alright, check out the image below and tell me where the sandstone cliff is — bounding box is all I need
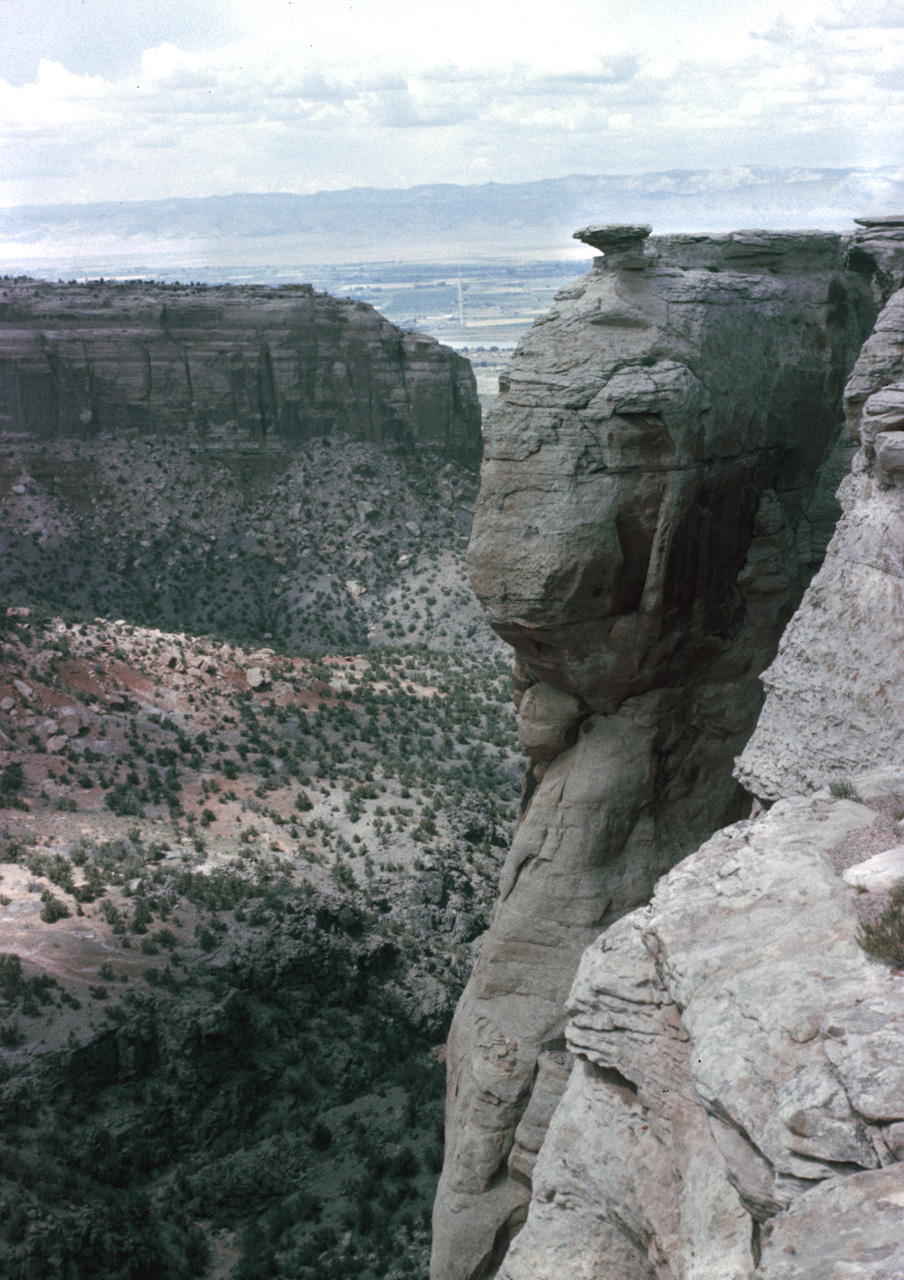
[433,226,877,1279]
[0,278,481,468]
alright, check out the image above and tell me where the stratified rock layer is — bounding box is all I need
[0,279,481,468]
[433,230,875,1279]
[738,256,904,801]
[500,778,904,1280]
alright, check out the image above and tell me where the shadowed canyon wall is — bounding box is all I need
[432,225,880,1280]
[739,226,904,801]
[0,279,481,468]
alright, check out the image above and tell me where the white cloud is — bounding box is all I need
[0,0,900,205]
[818,1,904,28]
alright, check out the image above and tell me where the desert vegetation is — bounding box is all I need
[0,602,519,1278]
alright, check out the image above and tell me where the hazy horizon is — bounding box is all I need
[3,164,903,283]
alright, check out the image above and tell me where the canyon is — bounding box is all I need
[0,280,497,1278]
[434,217,904,1278]
[3,213,904,1279]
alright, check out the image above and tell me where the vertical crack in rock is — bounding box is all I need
[432,227,876,1280]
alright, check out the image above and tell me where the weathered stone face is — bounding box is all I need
[433,229,876,1280]
[468,232,872,714]
[0,280,482,469]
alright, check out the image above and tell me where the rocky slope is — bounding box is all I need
[0,609,519,1278]
[0,279,492,660]
[433,226,881,1279]
[0,431,494,657]
[0,275,506,1279]
[0,279,481,468]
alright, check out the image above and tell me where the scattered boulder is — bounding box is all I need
[246,667,270,691]
[58,710,82,737]
[842,845,904,893]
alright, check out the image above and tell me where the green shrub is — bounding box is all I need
[40,889,71,923]
[0,762,25,795]
[859,880,904,968]
[311,1123,332,1152]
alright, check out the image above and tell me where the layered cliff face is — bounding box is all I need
[433,227,876,1279]
[0,278,481,468]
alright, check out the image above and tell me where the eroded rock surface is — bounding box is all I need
[433,229,875,1279]
[0,278,481,467]
[738,255,904,801]
[499,781,904,1280]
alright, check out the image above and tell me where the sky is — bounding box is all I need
[1,0,902,207]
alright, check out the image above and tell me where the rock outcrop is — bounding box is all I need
[500,772,904,1280]
[0,278,481,468]
[738,236,904,801]
[433,228,876,1279]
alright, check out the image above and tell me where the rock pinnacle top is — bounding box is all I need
[572,223,653,250]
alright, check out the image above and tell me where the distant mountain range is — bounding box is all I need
[2,166,903,275]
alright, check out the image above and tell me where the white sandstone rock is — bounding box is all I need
[503,792,902,1279]
[756,1164,904,1280]
[738,285,904,802]
[842,845,904,893]
[435,228,876,1280]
